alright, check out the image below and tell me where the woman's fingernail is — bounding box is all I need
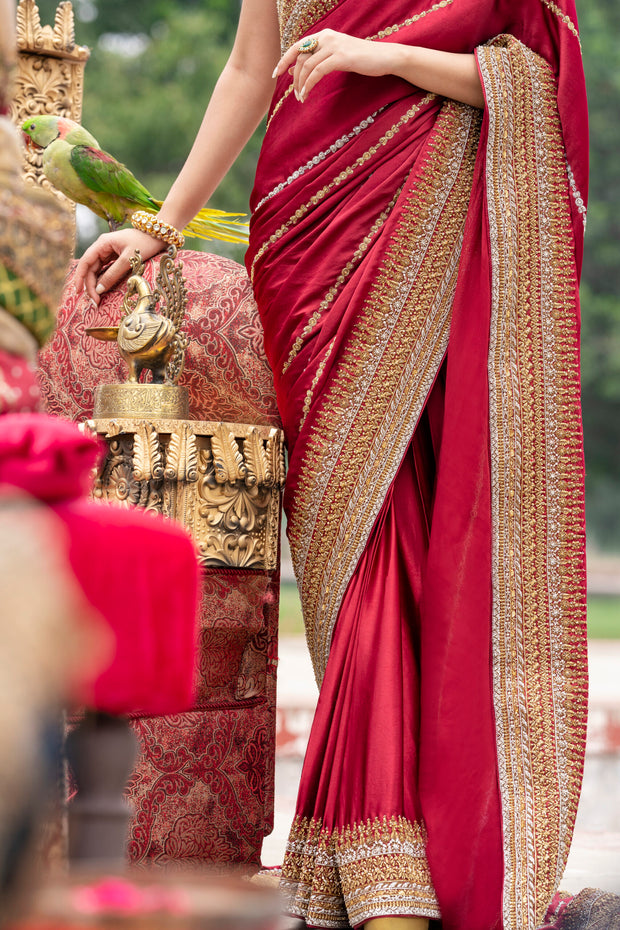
[271,66,278,79]
[294,90,300,101]
[95,284,104,294]
[300,86,307,101]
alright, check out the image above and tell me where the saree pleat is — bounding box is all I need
[247,3,588,928]
[282,401,444,927]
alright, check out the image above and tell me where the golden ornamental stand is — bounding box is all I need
[86,249,286,572]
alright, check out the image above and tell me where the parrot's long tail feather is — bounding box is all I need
[150,202,249,245]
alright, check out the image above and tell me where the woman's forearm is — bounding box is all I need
[388,45,484,109]
[157,0,280,229]
[157,63,274,230]
[279,31,485,110]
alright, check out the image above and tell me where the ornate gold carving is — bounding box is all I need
[92,418,286,573]
[211,423,247,485]
[12,1,90,204]
[165,423,197,483]
[132,423,163,482]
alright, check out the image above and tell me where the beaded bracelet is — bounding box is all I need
[131,211,185,249]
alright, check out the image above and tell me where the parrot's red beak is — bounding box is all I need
[22,133,38,151]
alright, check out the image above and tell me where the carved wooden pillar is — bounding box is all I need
[89,418,286,572]
[11,0,89,214]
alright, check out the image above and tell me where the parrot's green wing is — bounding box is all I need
[69,145,158,211]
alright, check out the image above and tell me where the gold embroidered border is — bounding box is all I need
[278,0,340,52]
[287,101,480,682]
[478,37,587,929]
[282,186,401,375]
[299,336,335,430]
[266,85,294,131]
[281,814,440,927]
[539,0,582,48]
[259,108,383,214]
[365,0,453,41]
[251,93,435,282]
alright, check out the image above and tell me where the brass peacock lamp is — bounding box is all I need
[87,247,190,419]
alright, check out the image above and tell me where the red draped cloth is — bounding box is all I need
[247,2,588,928]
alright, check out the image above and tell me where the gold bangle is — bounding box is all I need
[131,211,185,249]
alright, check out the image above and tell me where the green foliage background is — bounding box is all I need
[33,0,620,548]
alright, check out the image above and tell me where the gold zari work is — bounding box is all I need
[539,0,582,47]
[282,187,401,376]
[278,0,341,51]
[478,37,587,928]
[288,101,481,684]
[251,93,436,281]
[365,0,454,41]
[282,815,440,927]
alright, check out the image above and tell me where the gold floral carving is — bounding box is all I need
[91,418,286,572]
[12,0,89,203]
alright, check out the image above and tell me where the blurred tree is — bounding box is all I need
[578,0,620,548]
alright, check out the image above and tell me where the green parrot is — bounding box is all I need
[21,115,248,244]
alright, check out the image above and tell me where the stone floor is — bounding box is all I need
[263,636,620,895]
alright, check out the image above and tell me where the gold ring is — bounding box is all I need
[298,36,319,54]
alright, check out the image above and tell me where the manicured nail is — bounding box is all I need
[95,284,104,294]
[294,90,300,101]
[272,66,278,79]
[300,86,307,101]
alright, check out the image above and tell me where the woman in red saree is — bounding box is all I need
[77,1,589,928]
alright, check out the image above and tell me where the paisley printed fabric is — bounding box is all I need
[40,254,281,865]
[38,252,280,427]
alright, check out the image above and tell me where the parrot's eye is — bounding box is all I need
[29,123,35,130]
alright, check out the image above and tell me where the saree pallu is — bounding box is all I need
[247,2,589,928]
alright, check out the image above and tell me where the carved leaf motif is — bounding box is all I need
[133,424,162,481]
[16,0,79,53]
[53,2,75,51]
[16,0,41,50]
[211,424,246,485]
[185,432,198,482]
[267,429,287,489]
[243,428,272,489]
[165,426,198,482]
[165,429,182,480]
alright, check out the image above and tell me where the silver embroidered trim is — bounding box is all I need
[255,109,383,212]
[289,106,477,682]
[479,38,580,929]
[281,833,440,926]
[567,162,587,230]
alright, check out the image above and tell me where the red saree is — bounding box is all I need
[246,2,588,928]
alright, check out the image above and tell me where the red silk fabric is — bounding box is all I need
[248,2,587,928]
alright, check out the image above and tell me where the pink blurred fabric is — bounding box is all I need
[0,412,199,716]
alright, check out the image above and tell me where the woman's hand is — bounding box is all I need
[272,30,485,109]
[74,228,166,305]
[273,30,394,103]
